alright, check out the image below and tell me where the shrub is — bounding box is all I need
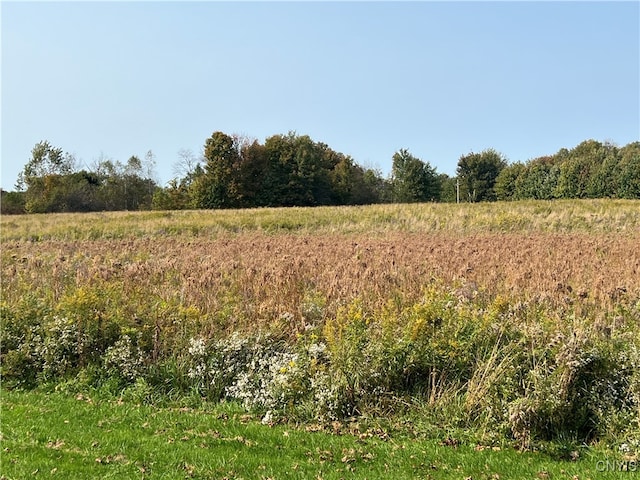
[182,333,254,401]
[37,315,85,380]
[103,332,146,382]
[54,287,121,366]
[507,324,640,447]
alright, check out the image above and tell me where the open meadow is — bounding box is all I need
[2,199,639,478]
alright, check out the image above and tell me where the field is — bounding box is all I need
[2,199,640,478]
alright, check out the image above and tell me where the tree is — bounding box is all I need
[18,141,81,213]
[586,142,619,198]
[88,155,155,211]
[184,130,392,209]
[60,171,103,212]
[361,167,389,204]
[616,142,640,199]
[93,157,121,210]
[287,133,329,206]
[173,148,202,183]
[262,132,328,207]
[437,174,457,203]
[237,140,269,207]
[512,157,560,200]
[329,155,382,205]
[390,149,440,203]
[152,149,205,210]
[456,149,507,202]
[0,189,26,214]
[16,140,75,191]
[20,170,103,213]
[191,131,243,209]
[494,162,525,201]
[554,140,604,199]
[152,178,192,210]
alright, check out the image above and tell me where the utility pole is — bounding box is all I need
[456,178,460,204]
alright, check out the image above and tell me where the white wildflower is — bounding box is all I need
[307,342,327,359]
[188,337,207,357]
[261,410,274,425]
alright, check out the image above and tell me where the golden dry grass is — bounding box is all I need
[4,227,638,335]
[3,200,639,333]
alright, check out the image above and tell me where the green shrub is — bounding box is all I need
[103,332,146,382]
[507,324,640,447]
[54,287,121,366]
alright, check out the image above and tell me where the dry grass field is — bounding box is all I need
[3,199,639,334]
[3,231,639,333]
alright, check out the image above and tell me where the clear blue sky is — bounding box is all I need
[2,1,639,191]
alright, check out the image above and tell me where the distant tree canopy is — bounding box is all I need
[390,149,440,203]
[6,140,158,214]
[166,131,387,211]
[3,135,639,214]
[456,149,508,202]
[494,140,640,201]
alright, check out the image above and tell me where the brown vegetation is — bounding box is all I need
[4,231,638,335]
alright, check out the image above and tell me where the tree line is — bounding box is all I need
[2,132,638,214]
[1,141,159,214]
[494,140,640,201]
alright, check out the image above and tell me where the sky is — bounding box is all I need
[2,1,639,191]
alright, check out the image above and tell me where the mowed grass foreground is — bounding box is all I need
[2,199,640,478]
[1,389,630,480]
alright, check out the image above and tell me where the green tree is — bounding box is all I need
[494,162,525,201]
[328,154,358,204]
[21,171,103,213]
[586,142,620,198]
[152,179,192,210]
[456,149,507,202]
[16,140,74,191]
[390,149,440,203]
[169,149,205,209]
[362,168,389,204]
[191,132,243,209]
[0,190,26,214]
[437,174,457,203]
[554,140,604,199]
[288,134,331,206]
[93,156,156,211]
[62,171,103,211]
[236,140,268,207]
[18,141,79,213]
[513,157,560,200]
[123,156,145,209]
[261,132,330,207]
[329,156,383,205]
[94,158,122,210]
[616,142,640,198]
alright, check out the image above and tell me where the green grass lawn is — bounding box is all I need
[1,389,630,480]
